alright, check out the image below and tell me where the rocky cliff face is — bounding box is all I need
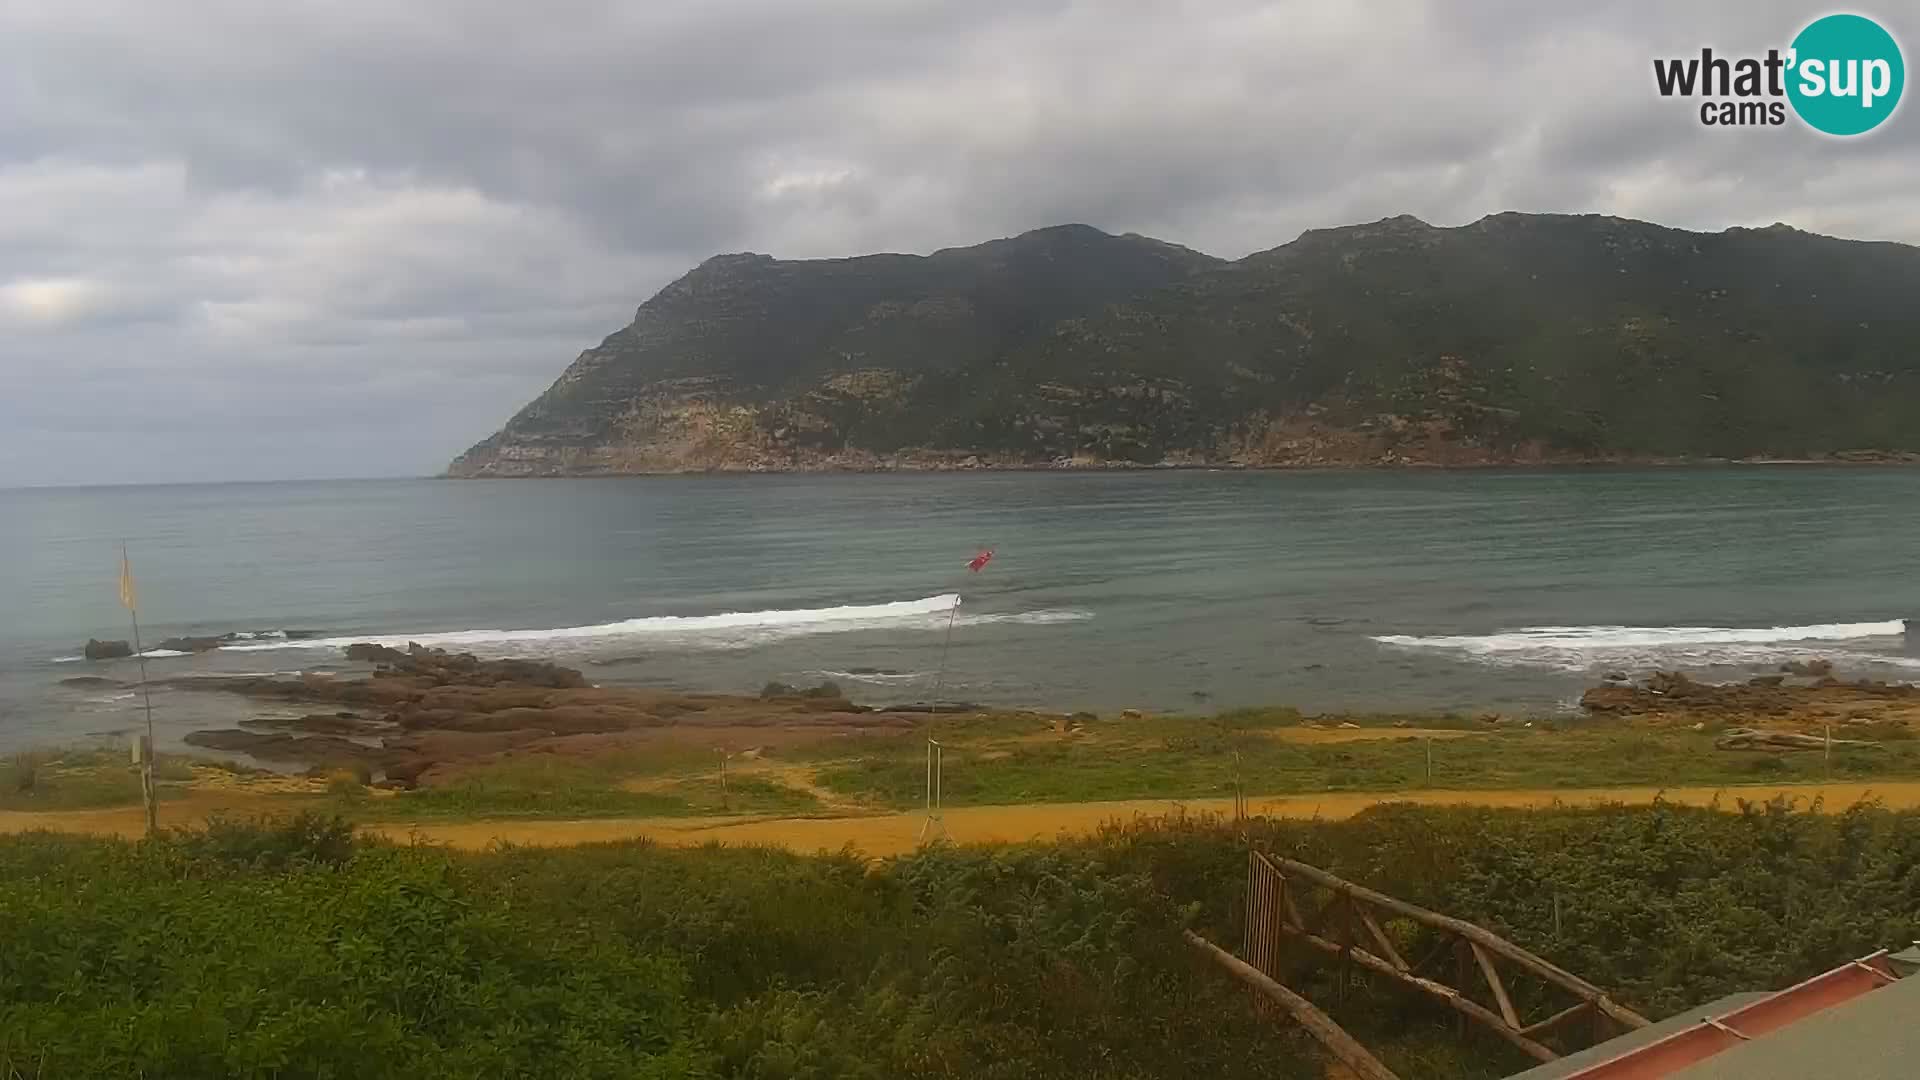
[448,214,1920,476]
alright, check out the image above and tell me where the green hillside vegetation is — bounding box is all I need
[450,214,1920,476]
[4,800,1917,1078]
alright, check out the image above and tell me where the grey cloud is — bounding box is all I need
[1,0,1916,484]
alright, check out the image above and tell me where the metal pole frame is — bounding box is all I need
[123,542,158,837]
[918,739,947,844]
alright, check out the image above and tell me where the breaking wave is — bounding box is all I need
[1373,619,1911,673]
[812,669,935,686]
[963,609,1094,626]
[214,595,1090,655]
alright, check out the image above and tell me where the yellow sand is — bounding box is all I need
[9,781,1919,856]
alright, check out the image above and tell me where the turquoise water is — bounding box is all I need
[3,469,1917,754]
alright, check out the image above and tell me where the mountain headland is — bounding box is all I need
[449,213,1920,476]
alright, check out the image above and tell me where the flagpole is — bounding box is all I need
[122,542,158,836]
[929,594,961,708]
[929,547,992,709]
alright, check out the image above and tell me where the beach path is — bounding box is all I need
[6,781,1920,856]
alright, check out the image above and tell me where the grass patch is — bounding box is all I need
[808,715,1920,809]
[341,755,823,821]
[660,773,823,815]
[345,756,693,820]
[0,748,196,811]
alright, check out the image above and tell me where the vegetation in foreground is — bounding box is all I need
[2,799,1917,1079]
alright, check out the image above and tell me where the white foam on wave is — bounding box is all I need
[51,656,82,663]
[215,594,1089,655]
[1375,619,1902,653]
[1374,619,1910,674]
[812,669,934,685]
[957,608,1095,627]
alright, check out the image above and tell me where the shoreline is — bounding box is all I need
[439,454,1920,479]
[4,661,1917,849]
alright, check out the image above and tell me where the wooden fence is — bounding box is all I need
[1241,851,1650,1064]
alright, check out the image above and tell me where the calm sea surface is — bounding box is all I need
[3,469,1917,755]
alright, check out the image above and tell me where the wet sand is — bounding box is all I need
[9,781,1917,856]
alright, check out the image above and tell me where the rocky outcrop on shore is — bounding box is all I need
[177,644,920,787]
[76,630,323,657]
[1580,668,1919,732]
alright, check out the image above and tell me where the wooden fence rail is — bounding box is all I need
[1242,851,1649,1064]
[1184,930,1401,1080]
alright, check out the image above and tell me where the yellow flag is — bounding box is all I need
[118,551,137,612]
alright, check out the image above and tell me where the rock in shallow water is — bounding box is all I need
[83,638,132,660]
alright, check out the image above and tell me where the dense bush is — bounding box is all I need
[1092,798,1920,1074]
[0,821,1304,1079]
[4,801,1915,1078]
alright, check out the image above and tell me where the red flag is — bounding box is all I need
[966,548,994,573]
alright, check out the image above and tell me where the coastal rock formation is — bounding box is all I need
[450,214,1920,476]
[176,645,921,786]
[83,639,132,660]
[343,642,588,689]
[1580,669,1919,730]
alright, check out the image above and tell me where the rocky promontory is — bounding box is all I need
[450,214,1920,477]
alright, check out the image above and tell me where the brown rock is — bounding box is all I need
[84,638,133,660]
[183,729,380,766]
[240,713,393,736]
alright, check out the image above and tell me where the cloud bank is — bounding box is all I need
[3,0,1914,483]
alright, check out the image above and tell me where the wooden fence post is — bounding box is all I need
[1185,931,1401,1080]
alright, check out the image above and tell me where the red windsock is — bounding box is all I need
[966,548,995,573]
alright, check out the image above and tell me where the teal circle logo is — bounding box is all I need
[1787,14,1905,136]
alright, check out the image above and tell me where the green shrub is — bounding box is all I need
[7,803,1918,1078]
[1,751,44,794]
[168,812,358,870]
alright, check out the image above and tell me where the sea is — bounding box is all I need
[3,468,1917,756]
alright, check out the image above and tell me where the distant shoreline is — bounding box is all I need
[441,453,1920,479]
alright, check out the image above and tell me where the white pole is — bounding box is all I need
[124,542,157,836]
[929,593,961,707]
[919,738,947,844]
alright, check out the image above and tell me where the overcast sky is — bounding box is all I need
[3,0,1915,485]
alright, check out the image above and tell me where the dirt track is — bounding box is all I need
[9,781,1920,856]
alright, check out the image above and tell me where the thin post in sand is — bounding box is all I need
[120,543,158,837]
[918,739,947,844]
